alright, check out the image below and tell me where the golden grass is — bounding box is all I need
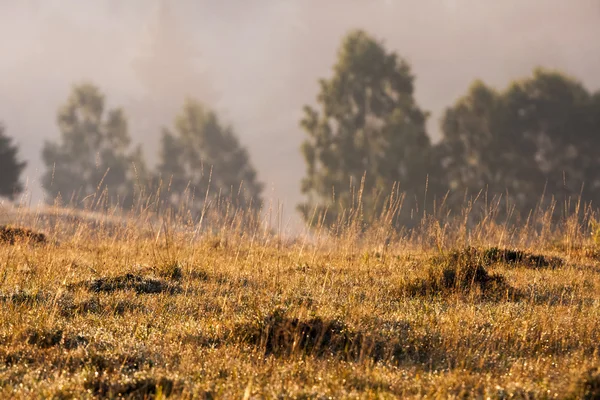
[1,200,600,399]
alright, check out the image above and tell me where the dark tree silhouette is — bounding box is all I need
[299,30,441,228]
[439,68,600,218]
[156,99,263,217]
[0,124,27,200]
[41,83,147,209]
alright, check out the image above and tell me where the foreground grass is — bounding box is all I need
[1,211,600,398]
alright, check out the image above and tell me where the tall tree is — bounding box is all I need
[299,29,439,228]
[504,69,599,205]
[439,68,600,218]
[438,81,542,215]
[41,83,146,209]
[156,99,263,216]
[0,124,27,200]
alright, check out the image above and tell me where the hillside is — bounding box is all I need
[1,207,600,398]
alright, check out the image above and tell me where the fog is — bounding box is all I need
[1,0,599,220]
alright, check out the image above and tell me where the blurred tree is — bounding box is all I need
[298,29,441,228]
[504,69,600,207]
[0,124,27,200]
[156,99,263,216]
[439,68,600,218]
[41,83,147,209]
[438,81,542,216]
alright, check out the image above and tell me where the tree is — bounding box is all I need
[41,83,147,209]
[503,69,600,207]
[156,99,263,217]
[439,68,600,219]
[298,29,439,228]
[438,81,542,216]
[0,124,26,200]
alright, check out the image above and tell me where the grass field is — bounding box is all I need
[1,202,600,399]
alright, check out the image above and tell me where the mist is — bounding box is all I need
[1,0,599,222]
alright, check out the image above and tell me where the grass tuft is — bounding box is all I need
[84,376,181,398]
[0,225,47,245]
[481,246,564,269]
[19,328,88,350]
[403,247,516,300]
[0,289,48,305]
[235,309,355,357]
[157,262,184,281]
[234,309,441,365]
[69,273,181,295]
[569,368,600,400]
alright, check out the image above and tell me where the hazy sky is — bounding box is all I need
[1,0,599,223]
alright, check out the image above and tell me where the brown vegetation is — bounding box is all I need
[0,225,46,245]
[1,204,600,398]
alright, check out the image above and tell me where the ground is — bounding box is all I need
[1,208,600,399]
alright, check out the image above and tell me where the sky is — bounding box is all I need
[1,0,599,227]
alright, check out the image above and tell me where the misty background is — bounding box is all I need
[1,0,599,222]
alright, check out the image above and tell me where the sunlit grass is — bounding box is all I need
[1,193,600,398]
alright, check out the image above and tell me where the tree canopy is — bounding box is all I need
[439,69,600,218]
[41,83,146,209]
[13,29,600,228]
[156,99,263,217]
[298,29,440,228]
[0,124,27,200]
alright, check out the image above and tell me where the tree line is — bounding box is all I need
[2,29,600,228]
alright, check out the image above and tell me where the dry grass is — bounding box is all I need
[1,201,600,399]
[0,225,47,245]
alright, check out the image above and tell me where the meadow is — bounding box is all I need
[1,201,600,399]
